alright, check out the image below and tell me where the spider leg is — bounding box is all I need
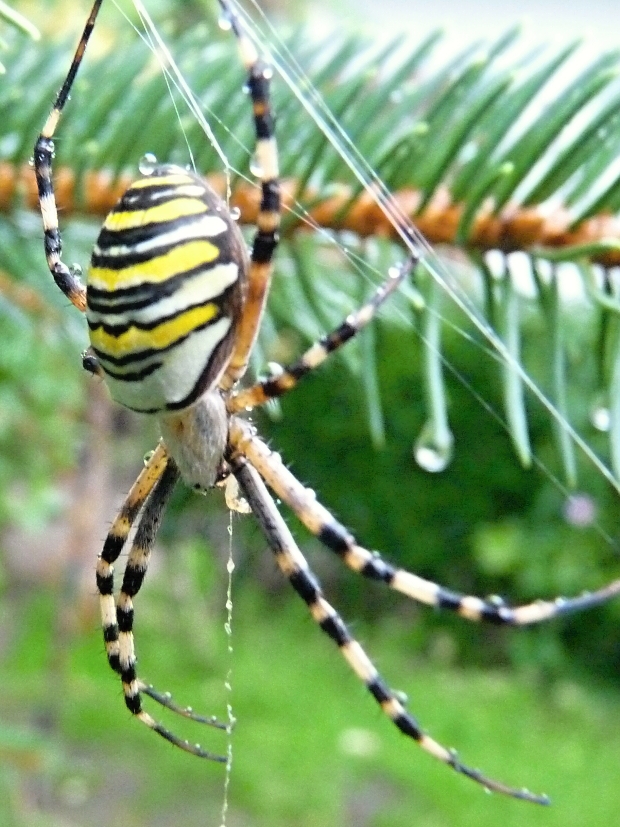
[114,458,228,758]
[96,442,169,672]
[33,0,104,311]
[230,452,548,805]
[227,252,417,414]
[218,0,280,391]
[229,418,620,625]
[96,445,226,752]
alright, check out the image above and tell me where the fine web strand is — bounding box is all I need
[220,510,236,827]
[129,2,197,174]
[126,0,232,200]
[218,0,620,500]
[123,4,620,520]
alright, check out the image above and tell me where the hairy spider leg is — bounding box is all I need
[218,0,281,390]
[227,252,418,414]
[33,0,104,311]
[229,418,620,625]
[96,442,169,671]
[96,444,227,741]
[114,457,228,759]
[230,453,549,805]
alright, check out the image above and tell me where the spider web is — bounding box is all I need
[100,0,620,813]
[120,0,620,549]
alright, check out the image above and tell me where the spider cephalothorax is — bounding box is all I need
[33,0,620,805]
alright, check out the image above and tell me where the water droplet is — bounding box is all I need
[590,397,610,432]
[218,11,232,31]
[267,361,284,378]
[388,265,401,280]
[69,262,83,278]
[262,66,274,80]
[242,83,250,95]
[394,689,409,705]
[226,558,236,574]
[229,206,241,221]
[28,156,35,167]
[413,422,454,472]
[249,151,263,177]
[143,450,155,466]
[139,152,158,176]
[186,706,193,714]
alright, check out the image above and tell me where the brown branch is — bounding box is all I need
[2,161,619,265]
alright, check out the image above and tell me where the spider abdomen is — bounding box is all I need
[86,165,248,414]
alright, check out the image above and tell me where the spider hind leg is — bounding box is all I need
[230,453,549,805]
[229,418,620,626]
[97,447,227,757]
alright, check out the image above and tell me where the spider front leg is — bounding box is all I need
[219,0,281,391]
[229,452,548,805]
[98,446,227,757]
[229,418,620,625]
[227,251,418,414]
[34,0,104,311]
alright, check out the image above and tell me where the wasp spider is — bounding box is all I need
[33,0,620,805]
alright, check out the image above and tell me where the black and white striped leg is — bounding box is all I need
[113,458,228,758]
[96,442,169,673]
[96,446,226,751]
[33,0,104,311]
[219,0,281,390]
[229,418,620,625]
[230,453,548,805]
[227,252,418,414]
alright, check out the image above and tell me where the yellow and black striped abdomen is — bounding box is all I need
[86,166,247,413]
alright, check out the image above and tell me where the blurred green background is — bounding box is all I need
[1,1,620,826]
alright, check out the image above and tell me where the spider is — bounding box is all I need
[32,0,620,806]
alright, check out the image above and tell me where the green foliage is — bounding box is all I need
[2,8,620,471]
[1,3,620,821]
[2,581,620,826]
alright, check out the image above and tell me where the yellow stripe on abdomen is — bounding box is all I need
[104,197,207,231]
[89,239,220,291]
[129,174,197,190]
[90,302,219,358]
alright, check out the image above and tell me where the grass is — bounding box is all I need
[2,574,620,827]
